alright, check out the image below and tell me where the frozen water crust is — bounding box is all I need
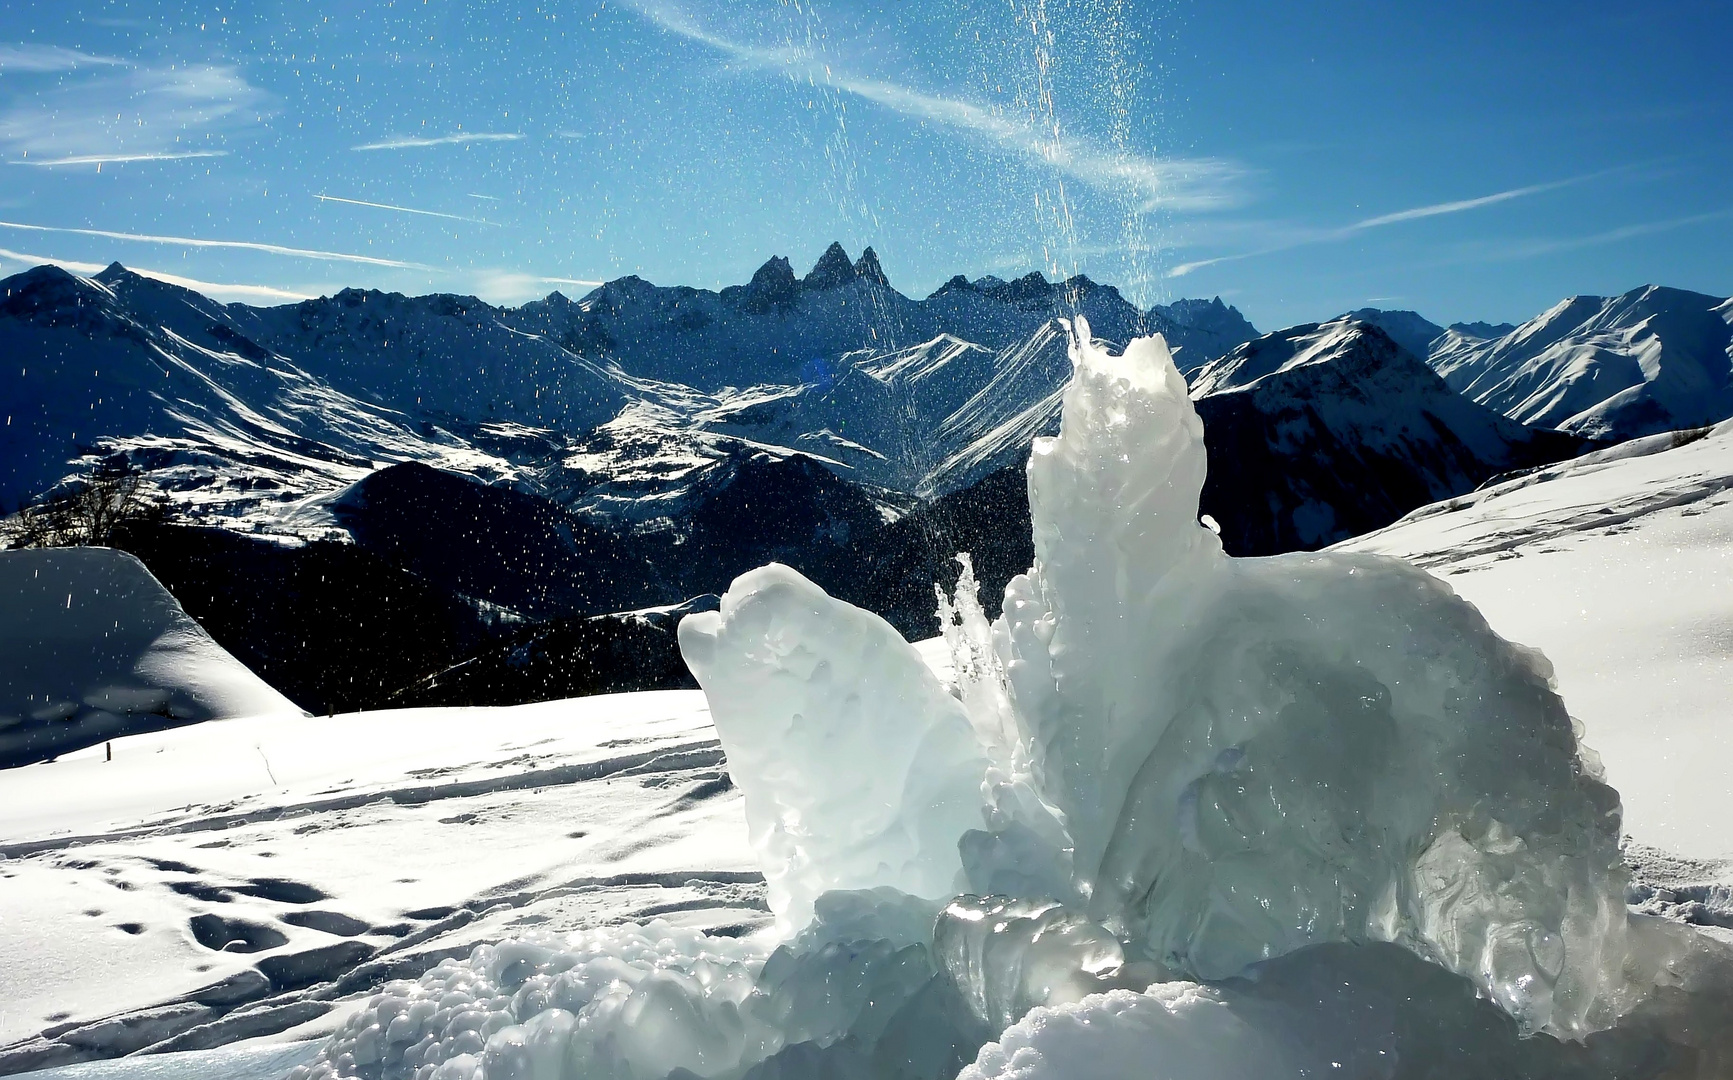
[301,319,1733,1080]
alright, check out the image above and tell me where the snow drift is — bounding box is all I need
[298,320,1733,1080]
[0,546,299,766]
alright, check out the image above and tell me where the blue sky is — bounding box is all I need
[0,0,1726,329]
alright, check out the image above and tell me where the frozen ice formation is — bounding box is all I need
[305,317,1732,1080]
[677,564,991,934]
[1000,319,1636,1037]
[932,896,1160,1033]
[681,318,1650,1041]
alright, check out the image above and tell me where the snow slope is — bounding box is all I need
[1338,420,1733,859]
[0,547,299,767]
[1428,285,1733,440]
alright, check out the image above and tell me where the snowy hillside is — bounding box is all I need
[0,264,585,531]
[1427,285,1733,440]
[0,547,299,767]
[1191,317,1588,552]
[0,692,757,1075]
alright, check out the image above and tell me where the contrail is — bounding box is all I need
[11,151,230,167]
[352,132,524,151]
[314,194,498,227]
[0,219,432,270]
[1351,177,1587,230]
[621,0,1243,213]
[1166,173,1607,278]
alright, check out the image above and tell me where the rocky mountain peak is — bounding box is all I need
[853,246,889,287]
[740,256,800,312]
[802,242,858,291]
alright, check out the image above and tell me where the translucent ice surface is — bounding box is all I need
[678,564,990,933]
[987,318,1636,1037]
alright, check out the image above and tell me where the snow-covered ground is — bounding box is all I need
[1338,421,1733,860]
[0,693,757,1074]
[4,419,1732,1078]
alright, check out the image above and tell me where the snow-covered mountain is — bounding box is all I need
[1,252,1255,527]
[21,254,1720,717]
[1427,285,1733,440]
[1191,317,1591,552]
[0,263,603,527]
[1340,307,1446,361]
[1343,289,1733,442]
[509,242,1257,391]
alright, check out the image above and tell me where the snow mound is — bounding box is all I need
[294,924,768,1080]
[295,909,975,1080]
[0,547,298,766]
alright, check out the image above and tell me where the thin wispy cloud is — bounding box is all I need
[623,0,1244,213]
[0,44,127,73]
[1351,177,1587,229]
[1166,174,1598,278]
[0,61,265,161]
[314,194,499,227]
[0,220,432,270]
[351,132,524,151]
[0,246,314,301]
[11,150,229,167]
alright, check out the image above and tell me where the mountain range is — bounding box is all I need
[3,245,1729,746]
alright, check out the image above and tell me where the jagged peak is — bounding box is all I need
[731,255,800,314]
[853,246,889,287]
[802,242,856,290]
[749,256,796,290]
